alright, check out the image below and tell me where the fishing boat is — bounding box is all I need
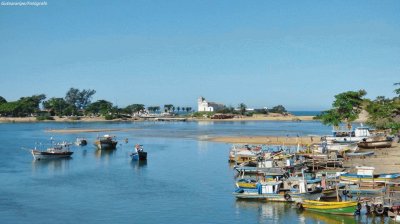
[31,141,73,160]
[75,137,87,146]
[131,144,147,161]
[94,135,117,149]
[233,181,322,202]
[324,125,373,143]
[357,136,393,149]
[229,144,260,164]
[298,200,359,216]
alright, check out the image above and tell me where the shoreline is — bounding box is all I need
[0,115,317,123]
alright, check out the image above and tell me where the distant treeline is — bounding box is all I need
[0,88,192,120]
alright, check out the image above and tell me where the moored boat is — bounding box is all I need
[131,144,147,161]
[95,135,117,149]
[298,200,359,216]
[75,137,87,146]
[31,142,73,160]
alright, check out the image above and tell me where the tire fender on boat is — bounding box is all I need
[296,202,303,210]
[375,204,385,215]
[284,192,291,201]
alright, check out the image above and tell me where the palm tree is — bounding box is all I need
[238,103,247,115]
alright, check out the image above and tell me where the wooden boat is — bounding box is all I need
[94,135,117,149]
[234,181,322,202]
[75,137,87,146]
[345,151,374,157]
[298,200,359,215]
[31,142,73,160]
[340,173,400,183]
[236,179,257,189]
[357,137,392,149]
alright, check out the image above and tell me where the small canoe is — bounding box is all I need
[236,179,257,189]
[346,151,374,157]
[299,200,358,215]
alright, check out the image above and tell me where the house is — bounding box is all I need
[197,97,224,112]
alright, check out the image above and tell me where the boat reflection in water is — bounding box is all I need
[235,200,390,223]
[235,200,300,223]
[31,157,72,173]
[130,159,147,171]
[94,148,116,159]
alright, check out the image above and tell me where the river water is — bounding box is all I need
[0,121,391,223]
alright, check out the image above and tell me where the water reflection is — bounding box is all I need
[31,157,72,173]
[130,160,147,171]
[235,200,390,224]
[94,149,116,159]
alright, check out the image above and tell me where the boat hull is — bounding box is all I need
[138,151,147,160]
[301,200,358,215]
[95,141,117,150]
[32,150,73,160]
[234,192,321,202]
[357,141,392,149]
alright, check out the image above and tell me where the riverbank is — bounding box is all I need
[0,114,316,123]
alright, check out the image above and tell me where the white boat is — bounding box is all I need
[314,142,358,154]
[324,125,373,143]
[31,142,73,160]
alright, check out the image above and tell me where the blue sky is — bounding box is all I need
[1,0,399,110]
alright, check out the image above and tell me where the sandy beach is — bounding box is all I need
[343,142,400,173]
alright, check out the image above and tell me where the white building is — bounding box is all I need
[197,97,224,112]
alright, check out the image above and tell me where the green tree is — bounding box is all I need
[43,98,69,116]
[269,105,287,114]
[164,104,174,113]
[65,88,96,110]
[85,100,113,116]
[0,96,7,105]
[394,82,400,98]
[238,103,247,115]
[125,104,145,114]
[320,90,367,127]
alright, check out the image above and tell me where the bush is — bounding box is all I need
[36,115,54,121]
[104,114,115,120]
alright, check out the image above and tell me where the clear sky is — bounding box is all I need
[1,0,399,110]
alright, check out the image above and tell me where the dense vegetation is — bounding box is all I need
[0,88,193,120]
[318,83,400,133]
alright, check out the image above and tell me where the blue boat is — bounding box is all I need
[130,153,139,160]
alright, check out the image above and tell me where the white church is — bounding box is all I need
[197,96,225,112]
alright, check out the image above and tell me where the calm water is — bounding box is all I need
[0,121,390,223]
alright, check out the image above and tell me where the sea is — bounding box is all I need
[0,121,390,224]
